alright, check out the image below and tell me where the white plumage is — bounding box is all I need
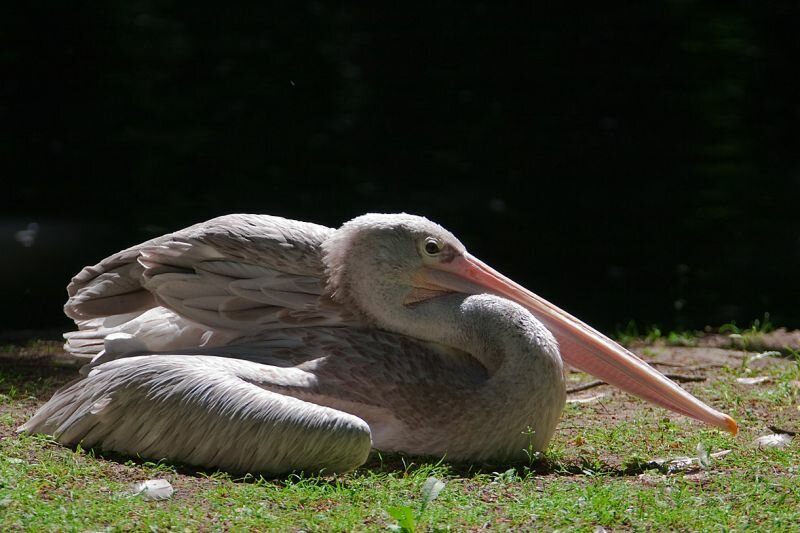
[20,213,736,474]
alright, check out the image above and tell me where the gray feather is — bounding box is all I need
[20,355,372,474]
[63,214,366,356]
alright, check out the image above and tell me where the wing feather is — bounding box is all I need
[19,355,372,474]
[62,214,364,355]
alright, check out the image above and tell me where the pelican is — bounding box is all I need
[20,213,737,474]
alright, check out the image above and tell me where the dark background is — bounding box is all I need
[2,2,799,340]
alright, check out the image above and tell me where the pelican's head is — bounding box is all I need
[323,213,467,310]
[324,212,738,436]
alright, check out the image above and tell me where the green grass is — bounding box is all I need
[2,338,799,532]
[615,314,778,348]
[614,321,699,347]
[719,312,775,337]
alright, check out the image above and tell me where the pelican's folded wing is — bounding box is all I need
[63,214,364,355]
[18,355,372,474]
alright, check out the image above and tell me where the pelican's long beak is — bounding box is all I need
[421,252,738,435]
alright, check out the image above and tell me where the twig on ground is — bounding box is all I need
[567,373,706,394]
[648,360,729,371]
[566,381,607,394]
[768,425,797,436]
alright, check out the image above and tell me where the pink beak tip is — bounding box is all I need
[724,415,739,436]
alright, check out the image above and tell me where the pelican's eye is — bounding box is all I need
[423,238,442,256]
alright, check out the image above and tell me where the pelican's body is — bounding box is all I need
[21,213,735,474]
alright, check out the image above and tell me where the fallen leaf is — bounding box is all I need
[665,456,694,471]
[753,434,793,449]
[650,449,732,473]
[744,351,772,363]
[736,376,771,385]
[567,393,607,404]
[132,479,174,501]
[768,425,797,436]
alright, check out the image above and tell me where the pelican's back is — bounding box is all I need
[63,214,363,357]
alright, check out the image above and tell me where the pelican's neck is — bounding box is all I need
[398,294,502,371]
[373,291,563,382]
[389,293,567,455]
